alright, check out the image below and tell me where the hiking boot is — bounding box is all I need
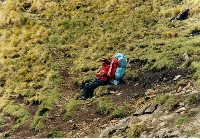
[79,96,86,100]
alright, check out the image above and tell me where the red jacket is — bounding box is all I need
[96,65,109,82]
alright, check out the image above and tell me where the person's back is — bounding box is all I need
[108,53,128,85]
[108,57,119,81]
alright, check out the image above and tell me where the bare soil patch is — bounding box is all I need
[7,60,194,138]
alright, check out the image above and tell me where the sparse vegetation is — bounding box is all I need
[94,85,110,97]
[0,0,200,137]
[30,115,46,133]
[184,93,199,105]
[0,117,5,125]
[109,106,127,120]
[96,97,114,115]
[47,128,66,138]
[155,94,171,105]
[164,97,179,111]
[64,99,82,120]
[127,124,146,138]
[155,94,179,111]
[175,117,189,125]
[187,110,198,117]
[3,103,30,129]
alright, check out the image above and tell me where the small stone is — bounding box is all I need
[175,107,186,113]
[173,75,181,81]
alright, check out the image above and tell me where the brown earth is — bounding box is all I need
[3,57,194,138]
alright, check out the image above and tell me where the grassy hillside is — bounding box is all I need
[0,0,200,137]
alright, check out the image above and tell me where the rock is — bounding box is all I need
[182,52,189,60]
[178,102,185,107]
[98,117,132,138]
[145,89,156,100]
[170,130,181,137]
[158,113,176,120]
[175,107,186,113]
[182,82,191,90]
[110,91,115,94]
[155,127,170,138]
[152,105,166,117]
[133,105,149,116]
[144,103,158,114]
[1,0,6,5]
[156,122,166,130]
[177,86,182,92]
[145,89,155,96]
[159,122,165,127]
[170,8,190,21]
[140,131,147,138]
[173,75,181,81]
[194,132,200,137]
[180,111,185,115]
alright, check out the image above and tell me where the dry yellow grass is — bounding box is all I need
[0,0,200,137]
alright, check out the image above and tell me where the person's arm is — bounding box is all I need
[96,66,107,77]
[95,68,101,75]
[107,60,113,77]
[96,71,104,76]
[96,67,104,76]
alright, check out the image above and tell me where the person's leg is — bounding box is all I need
[82,82,91,98]
[82,79,107,99]
[88,79,106,98]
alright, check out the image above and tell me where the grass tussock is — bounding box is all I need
[127,124,146,138]
[0,0,200,136]
[156,94,179,111]
[184,93,199,105]
[64,99,82,120]
[109,106,127,120]
[96,97,114,115]
[175,117,189,125]
[3,103,30,129]
[47,127,66,138]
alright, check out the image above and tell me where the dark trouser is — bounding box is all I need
[82,79,107,98]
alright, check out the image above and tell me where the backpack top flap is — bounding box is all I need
[115,53,127,67]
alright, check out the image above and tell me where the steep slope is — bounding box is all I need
[0,0,200,138]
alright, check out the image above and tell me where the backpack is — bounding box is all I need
[109,53,128,85]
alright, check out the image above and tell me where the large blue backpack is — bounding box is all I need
[109,53,128,85]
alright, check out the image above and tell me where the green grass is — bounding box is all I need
[0,116,5,125]
[0,0,200,137]
[156,94,178,110]
[175,117,189,125]
[30,116,46,133]
[47,127,66,138]
[3,103,30,129]
[164,97,179,111]
[96,97,114,115]
[155,94,171,105]
[187,110,198,117]
[184,93,199,105]
[64,99,82,120]
[109,106,127,120]
[127,124,146,138]
[94,85,110,97]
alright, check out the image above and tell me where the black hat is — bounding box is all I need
[99,58,110,65]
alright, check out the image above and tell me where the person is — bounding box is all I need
[79,58,110,100]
